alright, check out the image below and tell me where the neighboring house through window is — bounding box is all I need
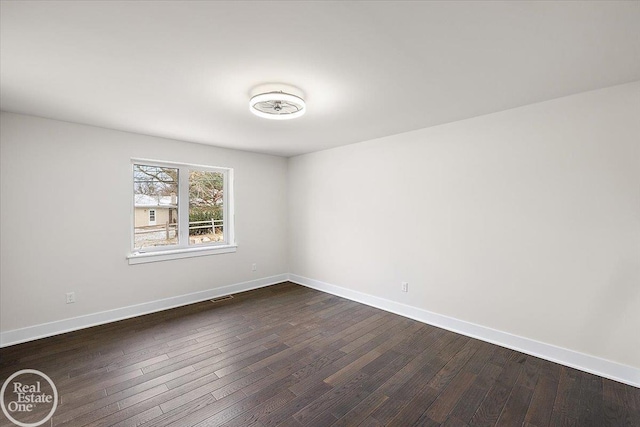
[129,159,235,264]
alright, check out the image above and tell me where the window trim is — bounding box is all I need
[128,158,236,264]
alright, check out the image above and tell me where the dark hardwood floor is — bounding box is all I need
[1,282,639,426]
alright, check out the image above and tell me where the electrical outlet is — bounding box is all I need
[66,292,76,304]
[252,263,257,271]
[401,282,409,292]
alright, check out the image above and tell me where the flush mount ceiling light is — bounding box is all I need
[249,91,305,120]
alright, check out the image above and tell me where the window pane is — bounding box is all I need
[189,170,224,245]
[133,164,178,249]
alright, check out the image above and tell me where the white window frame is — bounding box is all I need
[128,158,236,265]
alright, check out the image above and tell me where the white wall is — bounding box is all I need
[2,82,639,377]
[0,112,288,332]
[288,82,640,369]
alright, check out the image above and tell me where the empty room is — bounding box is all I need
[1,1,639,426]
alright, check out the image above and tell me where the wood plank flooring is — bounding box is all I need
[1,282,639,426]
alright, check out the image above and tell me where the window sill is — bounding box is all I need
[127,244,237,265]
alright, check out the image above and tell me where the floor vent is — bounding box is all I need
[210,295,234,303]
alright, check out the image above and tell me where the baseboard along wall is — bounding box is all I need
[0,274,289,348]
[287,274,640,389]
[1,273,638,389]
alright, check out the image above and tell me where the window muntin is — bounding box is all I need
[132,160,232,254]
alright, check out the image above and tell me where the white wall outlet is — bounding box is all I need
[251,263,257,271]
[401,282,409,292]
[66,292,76,304]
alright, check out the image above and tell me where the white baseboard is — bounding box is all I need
[0,274,288,348]
[288,274,640,389]
[3,272,638,389]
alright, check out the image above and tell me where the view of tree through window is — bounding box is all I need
[189,171,224,245]
[133,163,227,250]
[133,165,179,248]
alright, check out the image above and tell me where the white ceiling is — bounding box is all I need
[1,1,639,157]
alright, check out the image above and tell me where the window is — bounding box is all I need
[129,159,235,264]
